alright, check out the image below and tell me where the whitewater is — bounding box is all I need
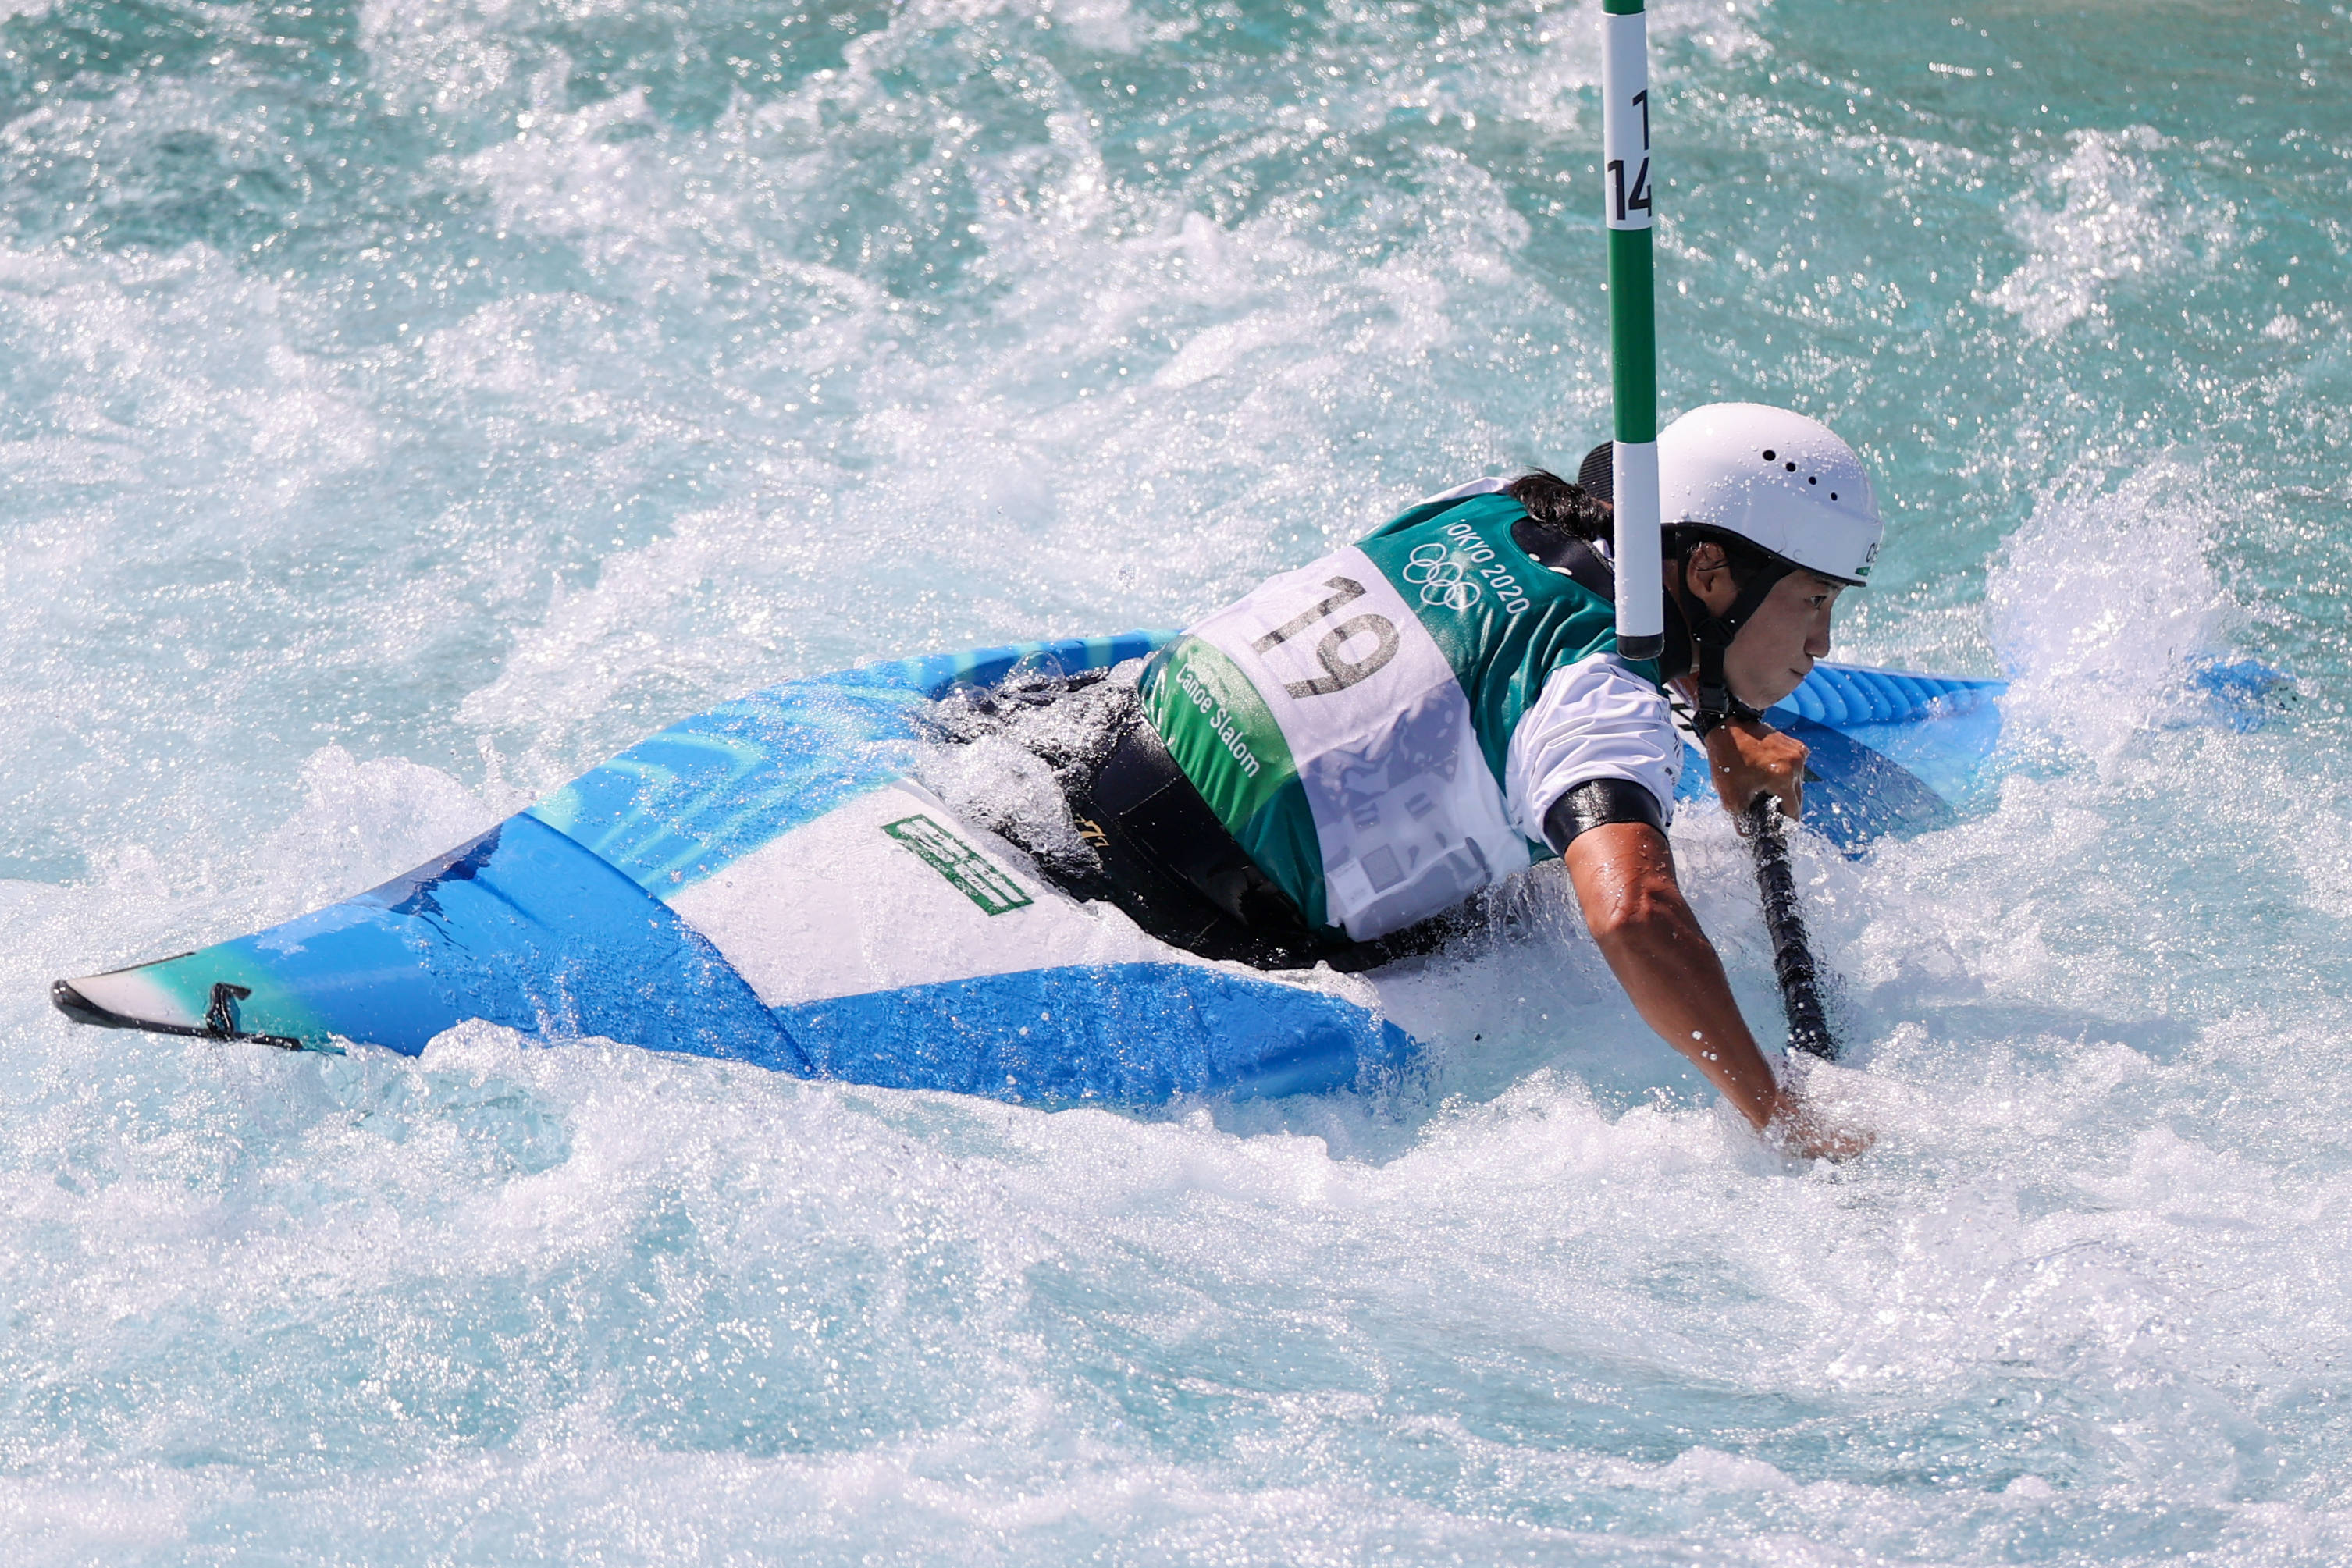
[2,0,2349,1559]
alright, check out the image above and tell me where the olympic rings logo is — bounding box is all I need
[1400,541,1481,611]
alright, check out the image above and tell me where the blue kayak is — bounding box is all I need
[52,633,2005,1103]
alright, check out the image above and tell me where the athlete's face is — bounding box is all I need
[1724,569,1844,709]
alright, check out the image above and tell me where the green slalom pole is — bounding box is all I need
[1602,0,1663,660]
[1601,20,1840,1068]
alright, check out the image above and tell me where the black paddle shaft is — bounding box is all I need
[1742,798,1839,1061]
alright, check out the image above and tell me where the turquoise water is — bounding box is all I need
[4,0,2350,1559]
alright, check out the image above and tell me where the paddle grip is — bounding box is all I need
[1742,798,1839,1061]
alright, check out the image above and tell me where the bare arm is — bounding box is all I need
[1563,821,1867,1158]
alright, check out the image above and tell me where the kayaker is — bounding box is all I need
[1062,402,1878,1158]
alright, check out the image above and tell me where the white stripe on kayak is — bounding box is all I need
[59,968,205,1030]
[667,780,1204,1008]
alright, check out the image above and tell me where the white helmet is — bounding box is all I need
[1656,403,1882,585]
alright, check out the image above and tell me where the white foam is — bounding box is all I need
[258,747,504,909]
[1987,457,2233,764]
[1987,126,2232,339]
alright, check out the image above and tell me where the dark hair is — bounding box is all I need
[1507,470,1784,592]
[1506,469,1611,543]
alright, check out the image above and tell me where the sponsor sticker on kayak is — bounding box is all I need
[881,814,1035,916]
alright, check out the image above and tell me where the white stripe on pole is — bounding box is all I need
[1612,438,1661,638]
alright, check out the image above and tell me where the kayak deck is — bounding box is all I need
[52,633,2006,1102]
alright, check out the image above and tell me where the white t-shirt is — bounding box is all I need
[1503,653,1684,846]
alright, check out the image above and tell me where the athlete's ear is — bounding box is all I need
[1683,542,1736,617]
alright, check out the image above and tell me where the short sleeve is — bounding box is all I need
[1503,653,1684,844]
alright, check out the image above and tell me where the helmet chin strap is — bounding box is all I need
[1675,553,1789,740]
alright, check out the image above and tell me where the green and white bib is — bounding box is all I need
[1141,488,1667,939]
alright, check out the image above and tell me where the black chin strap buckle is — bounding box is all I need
[1679,554,1787,740]
[1687,616,1739,739]
[1687,621,1769,741]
